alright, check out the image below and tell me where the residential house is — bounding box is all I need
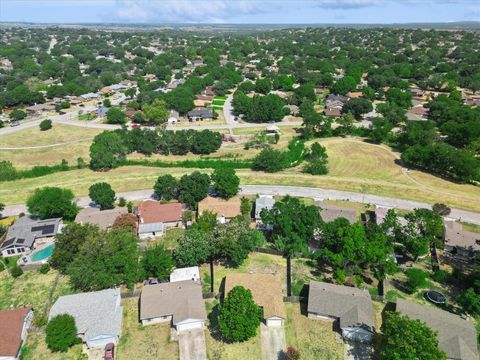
[0,307,33,360]
[202,86,215,97]
[187,108,214,121]
[96,106,108,118]
[198,196,242,224]
[135,200,183,239]
[444,221,480,262]
[0,217,62,258]
[315,201,357,224]
[324,107,342,117]
[407,105,429,121]
[194,95,214,107]
[168,109,180,124]
[139,280,206,332]
[285,104,300,116]
[75,207,128,230]
[315,87,326,95]
[170,266,200,283]
[325,94,348,107]
[25,103,55,115]
[255,195,275,220]
[49,289,122,348]
[80,92,99,101]
[396,298,479,360]
[307,281,375,343]
[224,273,286,327]
[346,92,363,99]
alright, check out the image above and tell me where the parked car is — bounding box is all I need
[104,343,115,360]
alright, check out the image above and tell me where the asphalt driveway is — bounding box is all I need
[344,340,373,360]
[260,323,286,360]
[179,329,207,360]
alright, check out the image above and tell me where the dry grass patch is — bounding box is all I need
[21,331,85,360]
[0,269,73,315]
[117,298,179,360]
[285,302,344,360]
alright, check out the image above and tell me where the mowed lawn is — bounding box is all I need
[1,135,480,212]
[117,298,179,360]
[0,124,102,168]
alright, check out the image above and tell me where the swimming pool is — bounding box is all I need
[30,243,55,262]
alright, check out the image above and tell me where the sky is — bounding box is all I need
[0,0,479,24]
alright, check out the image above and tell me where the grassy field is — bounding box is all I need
[0,124,102,168]
[284,303,344,360]
[0,269,73,317]
[148,228,185,250]
[205,299,262,360]
[21,332,86,360]
[117,298,179,360]
[1,135,480,212]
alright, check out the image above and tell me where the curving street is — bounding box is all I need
[2,185,479,224]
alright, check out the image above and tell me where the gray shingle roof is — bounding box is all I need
[187,108,214,119]
[49,288,122,342]
[138,222,164,234]
[140,280,206,325]
[255,196,275,219]
[1,217,61,251]
[308,281,374,331]
[396,298,479,360]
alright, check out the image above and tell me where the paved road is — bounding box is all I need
[178,329,207,360]
[260,323,286,360]
[3,185,479,224]
[223,94,236,126]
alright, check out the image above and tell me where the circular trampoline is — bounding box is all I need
[425,290,447,305]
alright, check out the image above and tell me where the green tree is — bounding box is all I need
[154,174,178,201]
[142,244,174,280]
[103,98,111,107]
[405,268,429,293]
[254,78,272,94]
[39,119,52,131]
[9,109,27,121]
[142,99,169,125]
[49,223,100,273]
[211,168,240,200]
[67,228,140,291]
[331,76,357,95]
[261,196,321,295]
[88,182,116,210]
[27,187,78,220]
[252,147,289,173]
[218,286,264,342]
[106,107,126,124]
[45,314,79,352]
[337,112,355,134]
[191,130,223,155]
[240,197,251,217]
[89,131,127,170]
[174,229,211,267]
[303,142,328,175]
[342,98,373,119]
[0,160,17,181]
[369,117,393,143]
[178,171,210,209]
[457,288,480,315]
[379,312,446,360]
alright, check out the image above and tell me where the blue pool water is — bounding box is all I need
[31,244,55,262]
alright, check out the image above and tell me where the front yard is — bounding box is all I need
[117,298,179,360]
[285,303,344,360]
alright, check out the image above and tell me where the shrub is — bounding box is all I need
[431,270,450,283]
[252,147,289,173]
[0,160,18,181]
[46,314,79,352]
[39,264,50,274]
[11,265,23,278]
[285,347,301,360]
[118,197,127,207]
[39,119,52,131]
[405,268,429,293]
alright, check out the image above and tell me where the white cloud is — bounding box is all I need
[112,0,273,23]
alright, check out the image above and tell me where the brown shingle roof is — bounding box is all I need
[198,196,241,219]
[136,200,183,224]
[224,273,286,319]
[0,307,32,357]
[315,201,357,224]
[75,207,128,229]
[140,280,206,324]
[396,299,479,360]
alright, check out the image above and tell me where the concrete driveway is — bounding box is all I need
[344,340,373,360]
[260,323,286,360]
[179,329,207,360]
